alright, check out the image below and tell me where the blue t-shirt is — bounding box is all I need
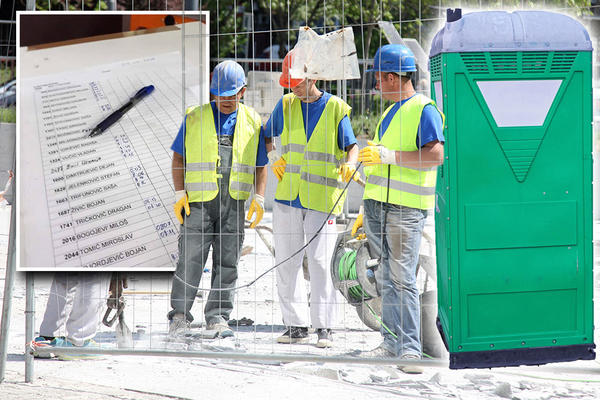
[264,91,357,209]
[378,95,445,147]
[171,102,268,167]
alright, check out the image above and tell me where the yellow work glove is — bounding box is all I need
[339,163,361,183]
[174,190,190,225]
[246,194,264,228]
[358,141,396,166]
[268,150,287,182]
[351,210,363,237]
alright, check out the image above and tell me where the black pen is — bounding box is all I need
[88,85,155,137]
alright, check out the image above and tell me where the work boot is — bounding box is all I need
[207,321,234,338]
[277,326,309,344]
[398,353,423,374]
[316,328,333,348]
[168,313,190,337]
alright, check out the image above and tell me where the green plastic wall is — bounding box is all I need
[432,50,594,354]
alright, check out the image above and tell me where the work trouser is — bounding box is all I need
[273,202,339,329]
[168,142,245,324]
[39,272,111,346]
[363,199,427,357]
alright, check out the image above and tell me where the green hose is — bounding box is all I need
[338,250,371,301]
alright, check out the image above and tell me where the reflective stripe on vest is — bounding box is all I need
[232,163,255,175]
[363,94,443,210]
[184,103,261,202]
[186,162,214,172]
[275,93,351,215]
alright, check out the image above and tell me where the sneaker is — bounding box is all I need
[361,343,396,358]
[28,336,54,359]
[56,338,102,361]
[207,321,234,338]
[398,353,423,374]
[276,326,309,344]
[168,313,190,337]
[316,329,333,348]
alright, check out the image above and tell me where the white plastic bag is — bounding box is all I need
[289,26,360,81]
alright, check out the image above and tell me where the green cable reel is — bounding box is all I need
[330,230,380,305]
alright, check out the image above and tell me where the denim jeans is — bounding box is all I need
[168,143,245,325]
[363,198,427,357]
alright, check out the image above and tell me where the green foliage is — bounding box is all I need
[350,113,379,140]
[0,68,14,85]
[0,107,16,123]
[32,0,108,10]
[201,0,250,60]
[21,0,593,59]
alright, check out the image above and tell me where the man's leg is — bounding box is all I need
[273,202,309,328]
[38,273,72,338]
[64,272,111,346]
[169,203,214,323]
[384,205,427,357]
[363,199,397,355]
[204,197,245,326]
[304,209,338,330]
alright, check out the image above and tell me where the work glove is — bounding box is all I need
[351,207,364,237]
[268,150,286,182]
[246,194,264,228]
[339,162,361,183]
[358,141,396,166]
[174,190,190,225]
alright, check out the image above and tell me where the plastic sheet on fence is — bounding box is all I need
[290,26,360,81]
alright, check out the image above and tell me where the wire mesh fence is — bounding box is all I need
[2,0,600,381]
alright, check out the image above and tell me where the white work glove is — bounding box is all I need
[267,150,280,165]
[358,141,396,166]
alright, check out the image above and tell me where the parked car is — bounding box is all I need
[0,79,16,108]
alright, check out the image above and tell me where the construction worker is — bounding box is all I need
[352,44,444,373]
[168,60,267,338]
[265,50,358,348]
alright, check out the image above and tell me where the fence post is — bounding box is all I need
[0,158,16,383]
[24,273,34,383]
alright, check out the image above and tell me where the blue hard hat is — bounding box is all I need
[210,60,247,96]
[367,44,417,73]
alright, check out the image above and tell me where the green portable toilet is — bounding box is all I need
[430,9,595,369]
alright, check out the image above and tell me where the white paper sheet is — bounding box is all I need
[19,54,190,270]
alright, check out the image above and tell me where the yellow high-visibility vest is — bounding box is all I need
[363,94,443,210]
[184,103,261,202]
[275,93,351,215]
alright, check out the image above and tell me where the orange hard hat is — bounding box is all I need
[279,51,303,89]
